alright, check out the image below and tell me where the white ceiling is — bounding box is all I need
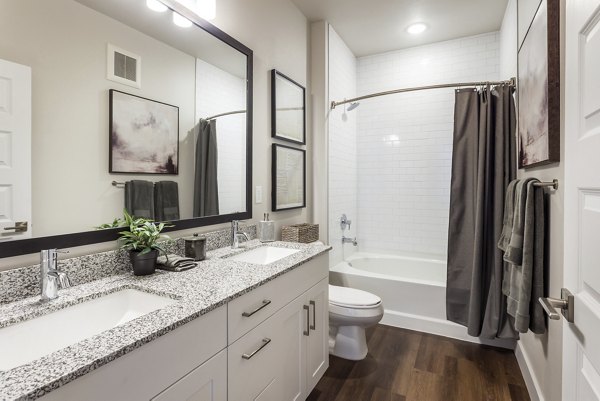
[291,0,509,57]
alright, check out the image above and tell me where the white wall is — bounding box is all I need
[195,59,246,215]
[502,0,565,400]
[0,0,310,269]
[355,32,500,256]
[327,26,358,266]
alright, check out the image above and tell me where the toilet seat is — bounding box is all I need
[329,285,381,309]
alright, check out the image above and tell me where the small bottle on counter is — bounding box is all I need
[259,213,275,243]
[184,233,207,261]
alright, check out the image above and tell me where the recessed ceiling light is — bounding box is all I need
[407,23,427,35]
[146,0,167,12]
[172,12,193,27]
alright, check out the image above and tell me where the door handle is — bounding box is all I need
[303,305,310,336]
[309,300,316,331]
[4,221,28,233]
[539,288,574,323]
[242,338,271,360]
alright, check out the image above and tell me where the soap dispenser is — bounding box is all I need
[259,213,275,243]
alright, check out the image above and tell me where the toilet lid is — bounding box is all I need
[329,285,381,307]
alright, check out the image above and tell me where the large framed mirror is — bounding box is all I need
[0,0,253,257]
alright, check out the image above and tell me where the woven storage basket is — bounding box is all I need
[281,223,319,243]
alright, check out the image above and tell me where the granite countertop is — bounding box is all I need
[0,240,331,401]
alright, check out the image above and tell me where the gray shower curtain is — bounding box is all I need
[446,84,518,339]
[193,119,220,217]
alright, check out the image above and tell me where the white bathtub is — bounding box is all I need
[329,252,514,348]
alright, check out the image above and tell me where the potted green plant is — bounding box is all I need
[118,210,171,276]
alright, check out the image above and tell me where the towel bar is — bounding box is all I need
[533,179,558,190]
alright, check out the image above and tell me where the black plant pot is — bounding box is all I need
[129,250,158,276]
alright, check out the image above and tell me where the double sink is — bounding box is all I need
[0,246,300,372]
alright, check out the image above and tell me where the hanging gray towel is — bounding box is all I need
[154,181,180,222]
[124,180,154,219]
[502,179,546,333]
[504,178,537,265]
[498,179,519,252]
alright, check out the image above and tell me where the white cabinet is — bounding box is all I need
[228,255,329,401]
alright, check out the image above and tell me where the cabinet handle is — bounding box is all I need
[242,338,271,360]
[309,300,316,331]
[303,305,310,336]
[242,299,271,317]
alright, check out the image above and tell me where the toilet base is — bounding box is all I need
[329,325,368,361]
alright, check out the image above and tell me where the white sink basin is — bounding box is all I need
[228,246,300,265]
[0,289,176,371]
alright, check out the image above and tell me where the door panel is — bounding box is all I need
[0,58,31,240]
[564,0,600,399]
[305,278,329,393]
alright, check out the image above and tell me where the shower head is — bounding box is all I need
[347,102,360,111]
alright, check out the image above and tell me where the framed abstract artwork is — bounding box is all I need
[517,0,560,168]
[109,89,179,174]
[272,144,306,211]
[271,69,306,145]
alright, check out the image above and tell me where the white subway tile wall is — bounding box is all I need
[356,32,500,256]
[328,26,358,266]
[196,59,247,215]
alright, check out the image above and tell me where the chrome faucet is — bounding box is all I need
[231,220,250,249]
[342,236,358,246]
[40,249,71,301]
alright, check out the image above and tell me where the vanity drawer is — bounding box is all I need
[227,254,327,344]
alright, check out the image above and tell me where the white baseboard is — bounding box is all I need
[380,309,516,349]
[515,341,543,401]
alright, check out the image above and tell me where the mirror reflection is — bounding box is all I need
[0,0,249,241]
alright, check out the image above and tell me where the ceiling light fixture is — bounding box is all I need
[146,0,168,12]
[407,23,427,35]
[172,12,193,27]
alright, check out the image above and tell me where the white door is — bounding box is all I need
[0,58,31,240]
[305,278,329,393]
[563,0,600,398]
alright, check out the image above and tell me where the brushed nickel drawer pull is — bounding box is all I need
[242,338,271,360]
[309,300,316,331]
[303,305,310,336]
[242,299,271,317]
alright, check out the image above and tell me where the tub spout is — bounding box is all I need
[342,236,358,246]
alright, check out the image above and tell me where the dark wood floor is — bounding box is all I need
[307,324,530,401]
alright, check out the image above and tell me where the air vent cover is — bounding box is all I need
[107,44,141,88]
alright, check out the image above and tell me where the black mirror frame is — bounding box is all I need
[0,1,253,258]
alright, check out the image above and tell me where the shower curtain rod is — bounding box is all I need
[330,77,517,109]
[205,109,246,120]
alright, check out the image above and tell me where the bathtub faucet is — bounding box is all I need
[342,235,358,246]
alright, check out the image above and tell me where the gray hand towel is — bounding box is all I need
[154,181,180,222]
[504,180,545,333]
[504,178,537,265]
[125,180,155,219]
[157,254,196,272]
[498,179,519,252]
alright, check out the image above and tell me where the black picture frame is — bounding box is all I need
[109,90,179,175]
[271,69,306,145]
[517,0,560,168]
[0,1,253,258]
[272,144,306,212]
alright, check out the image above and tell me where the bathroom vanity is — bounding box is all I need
[0,241,330,400]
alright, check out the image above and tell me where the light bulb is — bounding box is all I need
[407,23,427,35]
[172,12,192,27]
[146,0,167,12]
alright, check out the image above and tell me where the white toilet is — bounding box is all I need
[328,284,384,361]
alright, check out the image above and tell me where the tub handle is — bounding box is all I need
[309,300,316,331]
[303,305,310,336]
[242,299,271,317]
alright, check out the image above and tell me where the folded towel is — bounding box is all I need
[504,178,537,265]
[154,181,180,222]
[125,180,155,219]
[498,179,519,252]
[157,254,196,272]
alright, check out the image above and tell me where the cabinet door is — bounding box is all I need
[305,278,329,393]
[229,294,307,401]
[151,349,226,401]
